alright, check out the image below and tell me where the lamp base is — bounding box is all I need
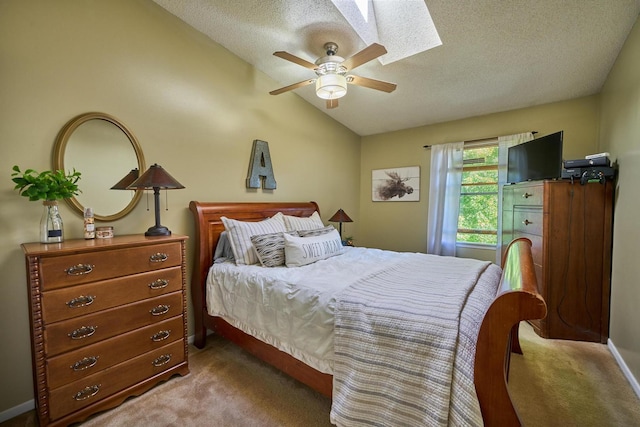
[145,225,171,236]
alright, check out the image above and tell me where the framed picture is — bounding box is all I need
[372,166,420,202]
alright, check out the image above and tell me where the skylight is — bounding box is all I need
[331,0,442,65]
[354,0,369,22]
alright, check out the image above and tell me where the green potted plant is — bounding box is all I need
[11,165,81,243]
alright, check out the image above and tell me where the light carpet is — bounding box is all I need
[2,323,639,426]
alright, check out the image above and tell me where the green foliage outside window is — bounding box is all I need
[457,145,499,245]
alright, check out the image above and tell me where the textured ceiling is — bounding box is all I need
[152,0,640,136]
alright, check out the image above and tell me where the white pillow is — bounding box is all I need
[283,211,324,231]
[221,213,286,265]
[283,228,344,267]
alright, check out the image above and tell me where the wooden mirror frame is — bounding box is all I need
[53,112,146,221]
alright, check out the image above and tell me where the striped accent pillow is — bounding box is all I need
[251,231,298,267]
[221,213,286,265]
[297,225,336,237]
[283,211,324,231]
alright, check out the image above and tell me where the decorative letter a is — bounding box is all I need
[246,139,277,189]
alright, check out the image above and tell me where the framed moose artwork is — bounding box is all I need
[371,166,420,202]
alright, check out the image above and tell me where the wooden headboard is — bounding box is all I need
[187,201,320,346]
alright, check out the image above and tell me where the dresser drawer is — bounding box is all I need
[46,316,184,389]
[513,208,543,236]
[42,267,182,323]
[48,339,185,421]
[45,292,183,357]
[509,183,543,206]
[40,242,182,290]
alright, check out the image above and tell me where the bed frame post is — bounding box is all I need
[189,201,211,348]
[474,238,547,426]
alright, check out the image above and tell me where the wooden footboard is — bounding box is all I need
[188,201,546,425]
[475,237,547,426]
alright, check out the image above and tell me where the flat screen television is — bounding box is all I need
[507,131,563,184]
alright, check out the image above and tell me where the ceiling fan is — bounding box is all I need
[269,42,397,109]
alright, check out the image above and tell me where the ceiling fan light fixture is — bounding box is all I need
[315,74,347,99]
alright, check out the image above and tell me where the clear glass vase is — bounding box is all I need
[40,200,64,243]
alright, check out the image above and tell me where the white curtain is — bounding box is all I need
[496,132,534,264]
[427,141,464,256]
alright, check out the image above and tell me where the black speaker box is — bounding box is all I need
[562,166,616,181]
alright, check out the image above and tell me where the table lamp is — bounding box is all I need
[127,164,185,236]
[328,208,353,241]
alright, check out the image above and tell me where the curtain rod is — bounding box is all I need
[423,131,537,149]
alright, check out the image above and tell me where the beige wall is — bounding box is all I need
[2,0,638,418]
[0,0,360,413]
[359,97,600,255]
[599,16,640,389]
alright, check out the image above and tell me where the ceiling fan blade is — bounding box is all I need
[347,75,397,93]
[273,51,318,70]
[341,43,387,70]
[269,79,315,95]
[326,99,339,109]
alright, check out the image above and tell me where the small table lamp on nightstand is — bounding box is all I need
[328,208,353,243]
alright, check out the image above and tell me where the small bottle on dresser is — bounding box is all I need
[84,207,95,239]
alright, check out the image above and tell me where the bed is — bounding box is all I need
[189,201,547,426]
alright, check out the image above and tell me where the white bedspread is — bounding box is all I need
[207,246,407,373]
[207,246,501,425]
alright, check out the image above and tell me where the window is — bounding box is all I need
[457,142,499,246]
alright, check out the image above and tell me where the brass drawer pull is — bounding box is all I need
[522,192,533,199]
[523,219,533,225]
[149,279,169,290]
[152,354,172,367]
[66,295,95,308]
[65,264,94,276]
[71,356,99,371]
[151,330,171,342]
[73,384,100,401]
[149,253,168,263]
[68,326,97,340]
[150,305,170,316]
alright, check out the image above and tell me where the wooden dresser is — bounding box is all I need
[22,234,189,427]
[501,180,613,343]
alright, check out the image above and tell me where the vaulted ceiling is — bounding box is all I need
[153,0,640,136]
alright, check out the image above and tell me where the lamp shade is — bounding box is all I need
[328,209,353,223]
[127,164,185,190]
[110,168,140,190]
[316,74,347,99]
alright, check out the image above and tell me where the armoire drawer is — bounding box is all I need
[42,266,182,323]
[44,292,183,356]
[48,339,185,421]
[46,315,184,389]
[40,242,182,290]
[510,183,543,206]
[513,208,543,236]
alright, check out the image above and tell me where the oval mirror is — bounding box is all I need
[53,112,146,221]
